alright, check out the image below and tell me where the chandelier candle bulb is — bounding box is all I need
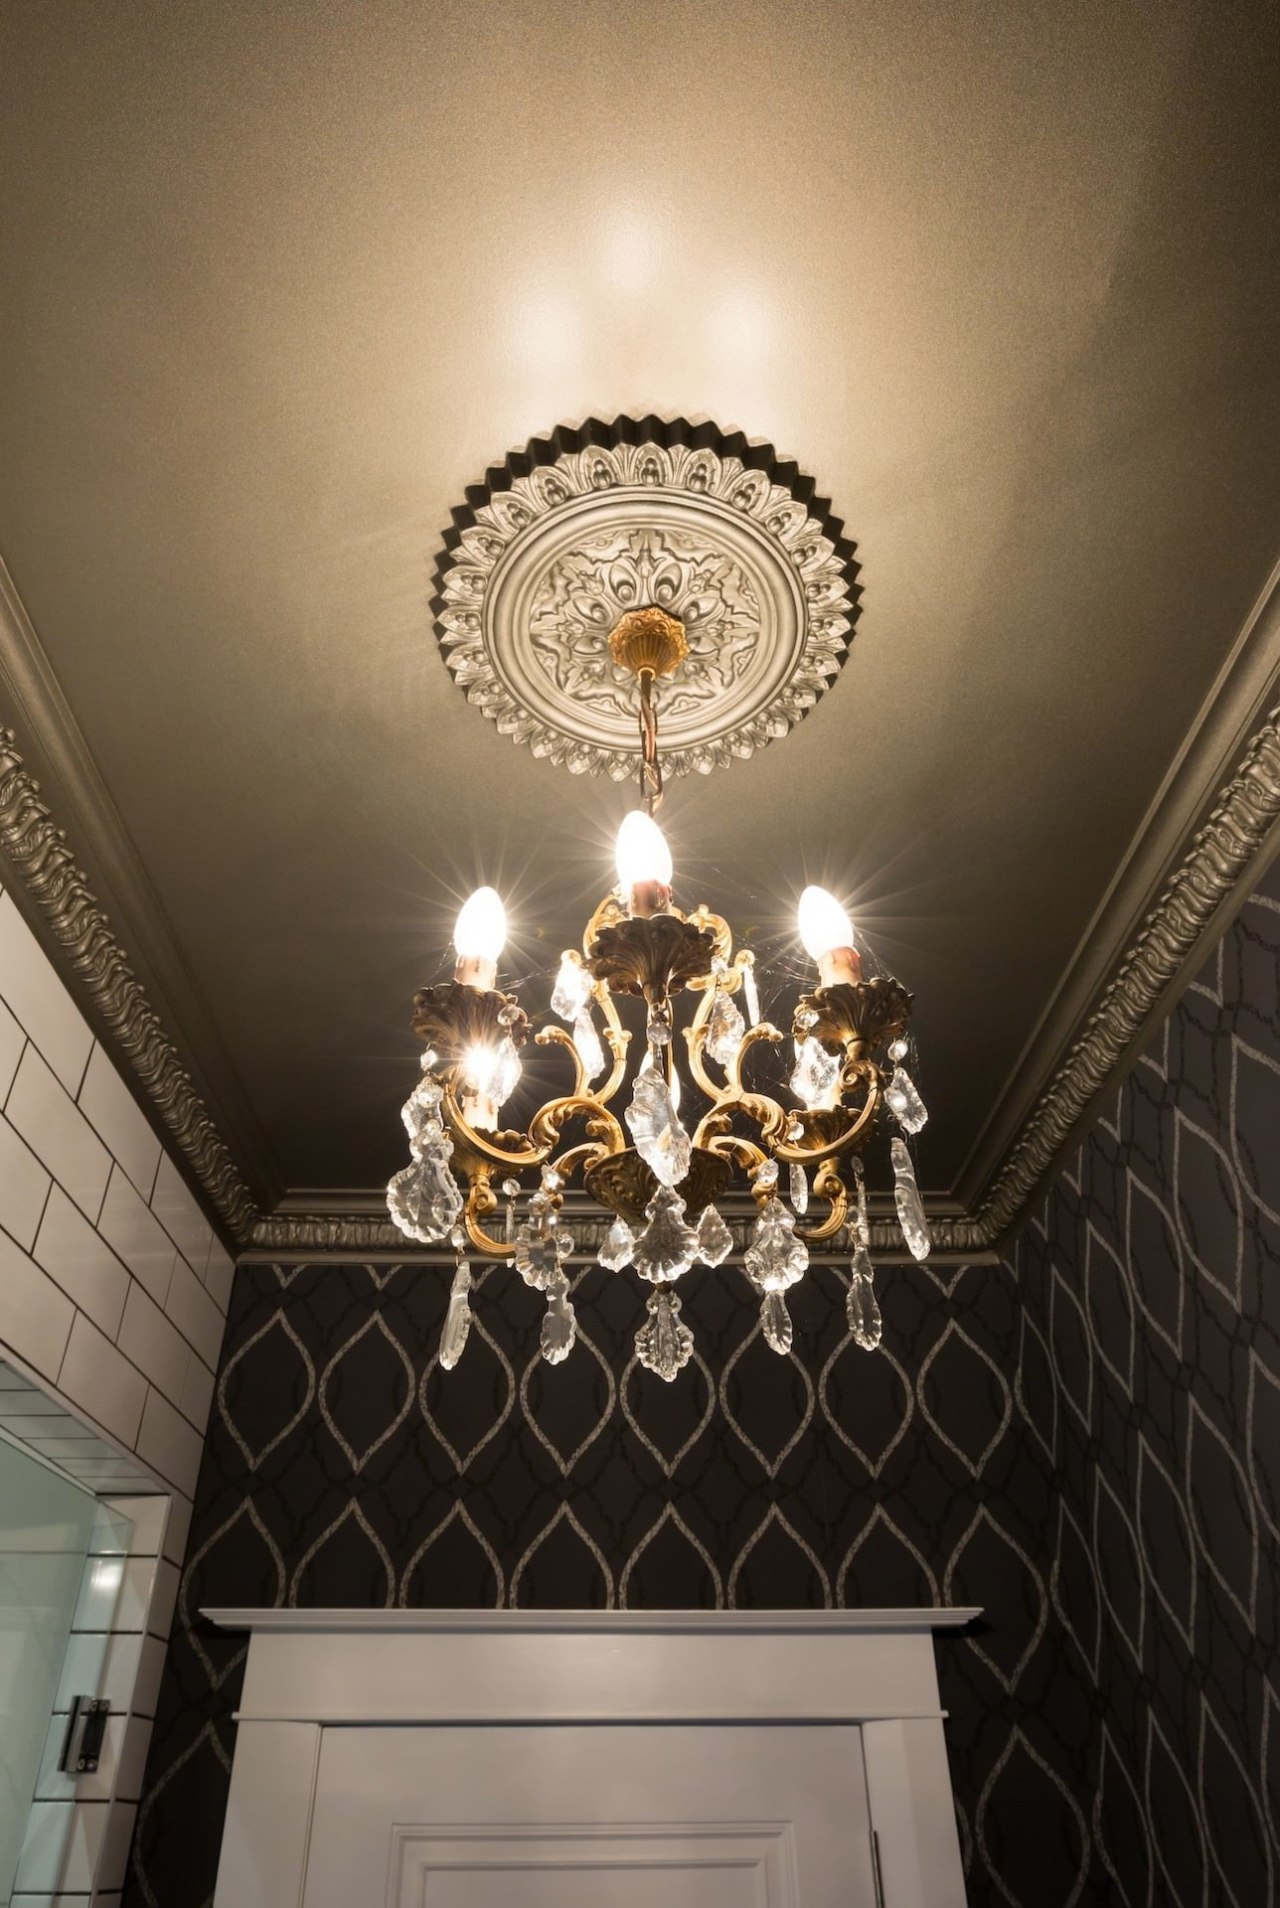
[615,810,673,917]
[453,886,508,990]
[797,885,862,987]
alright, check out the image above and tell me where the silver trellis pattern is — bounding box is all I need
[126,858,1280,1908]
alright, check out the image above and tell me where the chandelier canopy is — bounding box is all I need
[388,599,931,1383]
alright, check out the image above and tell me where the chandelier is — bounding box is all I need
[387,603,932,1382]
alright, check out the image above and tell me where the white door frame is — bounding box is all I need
[204,1606,978,1908]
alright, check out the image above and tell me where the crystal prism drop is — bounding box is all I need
[694,1203,733,1267]
[438,1262,473,1370]
[790,1035,840,1109]
[646,1004,672,1046]
[851,1156,870,1249]
[847,1261,883,1351]
[514,1223,562,1291]
[754,1158,779,1193]
[633,1184,699,1283]
[598,1215,635,1270]
[540,1277,577,1364]
[572,1009,606,1083]
[401,1076,443,1148]
[706,988,745,1071]
[885,1065,928,1134]
[742,962,760,1027]
[551,951,593,1022]
[761,1290,793,1355]
[789,1163,809,1214]
[890,1137,931,1261]
[888,1036,909,1062]
[386,1147,464,1243]
[744,1198,809,1293]
[634,1287,695,1381]
[626,1059,692,1188]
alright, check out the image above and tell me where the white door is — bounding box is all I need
[303,1722,879,1908]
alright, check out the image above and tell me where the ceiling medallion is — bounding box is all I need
[389,599,933,1388]
[431,417,861,779]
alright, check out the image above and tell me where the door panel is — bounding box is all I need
[304,1723,876,1908]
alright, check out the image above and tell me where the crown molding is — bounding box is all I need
[955,554,1280,1209]
[0,559,283,1218]
[1,559,1279,1263]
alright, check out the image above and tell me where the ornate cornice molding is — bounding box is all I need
[966,699,1280,1245]
[0,728,259,1240]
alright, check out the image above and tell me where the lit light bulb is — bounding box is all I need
[797,886,861,986]
[615,811,673,917]
[453,886,507,989]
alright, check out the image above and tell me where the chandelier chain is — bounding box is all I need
[638,669,663,815]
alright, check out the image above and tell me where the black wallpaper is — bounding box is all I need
[124,863,1280,1908]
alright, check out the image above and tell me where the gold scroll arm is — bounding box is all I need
[796,1159,850,1243]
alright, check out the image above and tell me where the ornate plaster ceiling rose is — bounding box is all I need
[432,419,861,779]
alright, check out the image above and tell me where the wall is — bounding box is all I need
[0,883,235,1506]
[1004,866,1280,1905]
[124,857,1280,1908]
[0,873,236,1903]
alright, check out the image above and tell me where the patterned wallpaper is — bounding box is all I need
[123,863,1280,1908]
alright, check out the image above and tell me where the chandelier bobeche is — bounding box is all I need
[387,606,931,1380]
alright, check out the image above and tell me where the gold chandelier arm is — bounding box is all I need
[727,1020,785,1092]
[778,1075,883,1165]
[796,1160,849,1243]
[442,1081,551,1172]
[461,1175,513,1260]
[535,1024,589,1099]
[527,1094,627,1158]
[700,1127,768,1175]
[591,987,631,1105]
[683,982,721,1098]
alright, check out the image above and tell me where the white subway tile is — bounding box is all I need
[97,1169,174,1305]
[76,1045,161,1200]
[0,1112,53,1250]
[0,893,94,1093]
[0,995,26,1100]
[115,1282,189,1407]
[6,1047,110,1221]
[57,1314,146,1448]
[99,1493,168,1557]
[161,1492,191,1566]
[114,1711,152,1801]
[149,1152,211,1270]
[203,1235,236,1312]
[145,1556,179,1639]
[14,1798,108,1892]
[54,1627,140,1712]
[34,1186,129,1339]
[164,1255,224,1371]
[0,1228,75,1382]
[32,1707,125,1803]
[135,1386,202,1496]
[95,1798,137,1891]
[130,1633,167,1717]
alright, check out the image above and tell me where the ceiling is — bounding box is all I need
[1,0,1278,1224]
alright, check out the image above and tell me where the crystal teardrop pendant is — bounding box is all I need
[514,1223,562,1291]
[885,1065,928,1134]
[401,1075,444,1148]
[387,1144,464,1243]
[632,1184,700,1283]
[706,988,745,1071]
[572,1008,606,1083]
[744,1198,809,1292]
[598,1215,636,1271]
[789,1162,809,1214]
[890,1137,931,1261]
[741,961,760,1027]
[847,1265,883,1351]
[760,1290,793,1355]
[438,1261,473,1370]
[625,1058,692,1188]
[634,1286,695,1381]
[694,1203,733,1266]
[551,950,593,1022]
[540,1276,577,1364]
[790,1035,840,1109]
